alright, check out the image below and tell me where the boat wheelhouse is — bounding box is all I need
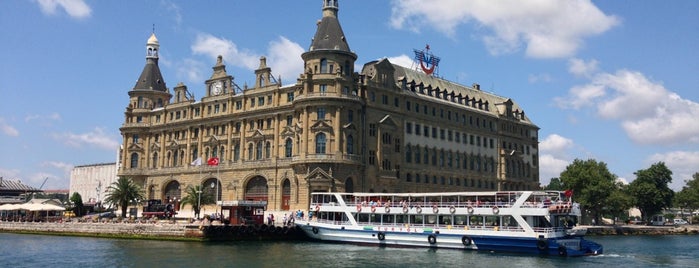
[296,191,602,257]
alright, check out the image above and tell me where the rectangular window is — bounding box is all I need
[440,129,445,140]
[317,107,326,120]
[258,97,264,106]
[424,126,429,137]
[267,118,272,129]
[369,124,377,137]
[394,97,399,107]
[382,95,388,105]
[286,115,293,126]
[236,101,242,110]
[287,92,294,102]
[406,122,412,134]
[369,150,376,165]
[348,110,354,122]
[320,84,327,94]
[415,124,421,135]
[214,104,220,114]
[432,127,437,138]
[406,101,411,111]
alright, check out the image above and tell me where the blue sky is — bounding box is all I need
[1,0,697,191]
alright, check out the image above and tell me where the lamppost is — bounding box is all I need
[211,181,218,220]
[196,186,202,219]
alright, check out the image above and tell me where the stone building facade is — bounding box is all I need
[118,0,540,215]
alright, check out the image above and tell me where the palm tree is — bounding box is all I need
[180,185,214,219]
[103,176,144,218]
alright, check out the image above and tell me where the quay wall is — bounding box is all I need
[0,221,203,240]
[0,221,305,241]
[584,225,699,235]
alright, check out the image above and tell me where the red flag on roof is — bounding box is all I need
[564,189,573,198]
[207,157,219,166]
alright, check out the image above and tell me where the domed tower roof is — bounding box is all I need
[309,0,350,52]
[133,33,167,92]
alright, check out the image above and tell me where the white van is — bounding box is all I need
[650,215,665,226]
[673,219,688,225]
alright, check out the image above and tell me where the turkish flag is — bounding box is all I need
[564,189,573,198]
[207,157,219,166]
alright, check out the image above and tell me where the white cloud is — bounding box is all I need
[568,58,598,78]
[267,36,305,83]
[559,67,699,145]
[646,151,699,191]
[175,58,206,85]
[160,0,182,26]
[36,0,91,19]
[52,127,119,150]
[190,34,305,86]
[386,54,414,69]
[538,134,575,184]
[0,117,19,137]
[528,73,552,83]
[389,0,619,58]
[191,33,259,71]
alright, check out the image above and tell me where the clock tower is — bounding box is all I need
[206,55,234,97]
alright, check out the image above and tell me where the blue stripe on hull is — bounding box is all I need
[300,225,602,257]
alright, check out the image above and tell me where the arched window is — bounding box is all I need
[247,143,254,160]
[285,138,293,158]
[151,152,158,168]
[172,150,178,166]
[265,141,271,158]
[346,135,354,154]
[233,143,240,161]
[130,153,139,168]
[316,133,327,154]
[137,96,144,108]
[256,141,263,160]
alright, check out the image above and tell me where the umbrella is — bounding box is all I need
[0,204,23,211]
[25,203,65,211]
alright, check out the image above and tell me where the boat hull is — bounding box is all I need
[297,222,602,257]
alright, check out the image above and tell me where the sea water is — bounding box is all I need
[0,233,696,267]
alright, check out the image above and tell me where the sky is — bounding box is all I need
[0,0,697,191]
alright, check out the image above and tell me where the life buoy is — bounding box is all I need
[356,204,362,212]
[371,206,376,213]
[432,206,439,214]
[416,206,423,214]
[536,240,548,251]
[402,206,409,214]
[461,236,472,246]
[449,206,456,214]
[428,234,437,244]
[558,245,567,256]
[377,232,385,241]
[385,206,391,213]
[492,206,499,214]
[312,227,319,234]
[467,206,474,214]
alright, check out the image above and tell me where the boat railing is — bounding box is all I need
[340,200,522,210]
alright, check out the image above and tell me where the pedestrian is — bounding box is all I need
[271,213,275,226]
[283,214,288,226]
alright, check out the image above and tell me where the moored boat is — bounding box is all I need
[296,191,602,257]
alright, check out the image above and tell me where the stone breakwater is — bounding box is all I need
[0,221,202,240]
[585,225,699,235]
[0,221,306,241]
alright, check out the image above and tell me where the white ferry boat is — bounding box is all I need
[296,191,603,257]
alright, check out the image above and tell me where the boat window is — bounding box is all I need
[532,216,551,228]
[502,215,519,228]
[439,215,452,225]
[469,215,483,227]
[395,214,407,224]
[426,215,437,225]
[410,215,424,225]
[454,215,467,225]
[356,213,370,223]
[382,214,394,225]
[485,216,501,227]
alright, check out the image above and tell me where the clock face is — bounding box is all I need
[212,81,222,95]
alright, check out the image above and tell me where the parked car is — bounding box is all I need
[673,219,689,225]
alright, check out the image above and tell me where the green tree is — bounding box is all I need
[69,192,84,217]
[604,183,633,224]
[179,185,214,219]
[103,177,145,218]
[674,172,699,223]
[559,159,617,225]
[543,178,564,190]
[627,162,674,221]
